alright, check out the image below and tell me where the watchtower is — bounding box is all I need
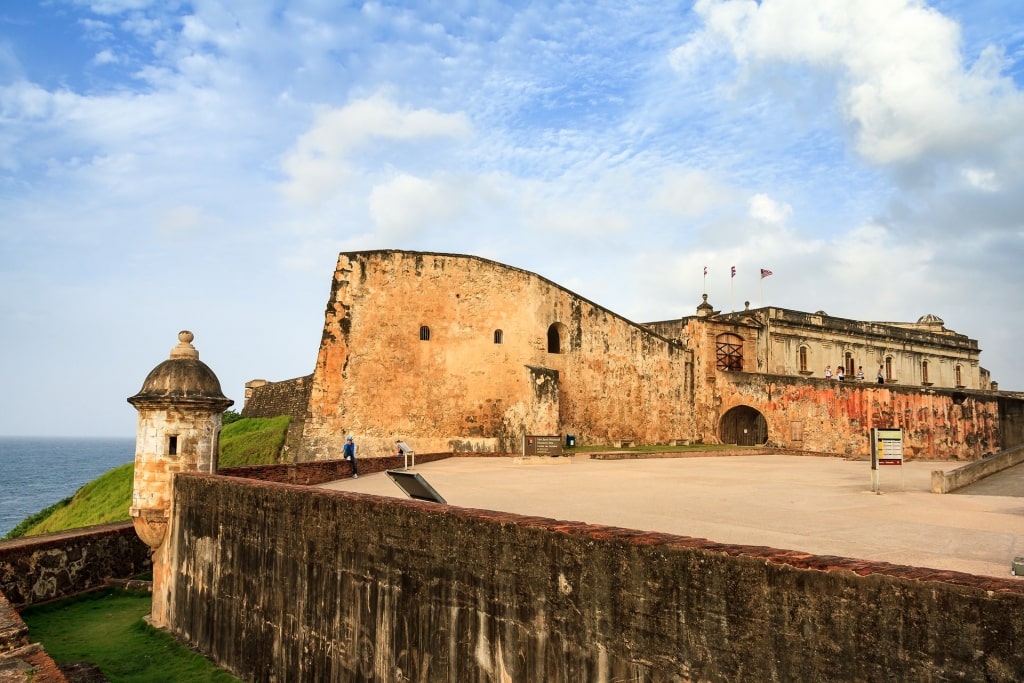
[127,330,233,627]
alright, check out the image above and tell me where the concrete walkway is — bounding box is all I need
[319,455,1024,580]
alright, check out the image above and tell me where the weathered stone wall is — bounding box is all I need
[218,452,455,485]
[0,592,68,682]
[708,373,1003,458]
[241,374,311,420]
[167,474,1024,682]
[0,522,151,608]
[240,374,313,458]
[1000,395,1024,448]
[298,251,691,459]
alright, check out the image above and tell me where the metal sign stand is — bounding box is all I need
[396,441,414,470]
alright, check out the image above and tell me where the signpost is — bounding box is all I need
[524,435,563,457]
[870,427,904,493]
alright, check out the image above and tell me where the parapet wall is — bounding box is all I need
[0,522,151,609]
[241,374,312,420]
[219,452,455,485]
[167,474,1024,682]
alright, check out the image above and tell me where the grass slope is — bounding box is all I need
[4,416,290,540]
[20,588,240,682]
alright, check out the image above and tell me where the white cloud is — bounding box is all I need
[676,0,1024,165]
[962,168,999,192]
[651,169,729,218]
[369,173,461,239]
[280,94,473,205]
[748,193,791,225]
[92,49,119,66]
[156,205,207,238]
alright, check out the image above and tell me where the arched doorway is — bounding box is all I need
[547,322,567,354]
[719,406,768,446]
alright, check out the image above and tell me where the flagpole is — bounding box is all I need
[730,266,735,312]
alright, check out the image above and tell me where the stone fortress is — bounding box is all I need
[3,249,1023,682]
[245,249,1024,462]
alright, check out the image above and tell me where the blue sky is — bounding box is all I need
[2,0,1022,437]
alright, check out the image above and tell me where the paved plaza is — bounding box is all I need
[320,454,1024,580]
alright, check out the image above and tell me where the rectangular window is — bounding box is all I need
[168,435,178,456]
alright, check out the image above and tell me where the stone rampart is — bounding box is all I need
[241,374,312,420]
[240,374,313,457]
[712,373,1005,458]
[299,251,692,460]
[0,522,151,608]
[166,474,1024,682]
[219,452,455,485]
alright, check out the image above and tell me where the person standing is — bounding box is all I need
[824,365,833,380]
[877,366,885,384]
[343,435,358,478]
[836,366,845,381]
[855,366,864,381]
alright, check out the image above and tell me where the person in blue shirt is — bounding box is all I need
[343,436,358,478]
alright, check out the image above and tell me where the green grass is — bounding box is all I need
[219,415,290,467]
[20,588,239,682]
[5,417,290,540]
[26,463,135,537]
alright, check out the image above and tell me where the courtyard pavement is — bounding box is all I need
[319,454,1024,580]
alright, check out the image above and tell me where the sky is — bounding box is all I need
[1,0,1022,437]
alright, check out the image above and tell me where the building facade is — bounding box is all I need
[244,250,1020,461]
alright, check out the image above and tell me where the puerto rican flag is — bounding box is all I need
[730,265,736,278]
[760,268,773,279]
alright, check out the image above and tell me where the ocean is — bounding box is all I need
[0,436,135,537]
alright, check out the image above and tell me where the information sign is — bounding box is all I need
[524,435,563,456]
[869,427,904,493]
[873,428,904,466]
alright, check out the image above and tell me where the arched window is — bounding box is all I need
[419,325,430,341]
[798,346,808,373]
[922,360,930,384]
[547,324,561,353]
[493,329,503,344]
[845,352,854,376]
[955,365,963,387]
[716,333,743,371]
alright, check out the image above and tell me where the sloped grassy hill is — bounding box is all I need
[4,416,290,540]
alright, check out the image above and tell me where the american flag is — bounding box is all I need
[760,268,773,279]
[703,266,708,276]
[730,265,736,278]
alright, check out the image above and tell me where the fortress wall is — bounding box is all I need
[0,522,151,609]
[218,452,455,485]
[1000,395,1024,448]
[240,374,313,457]
[713,373,1003,459]
[240,375,312,420]
[0,592,68,682]
[300,251,691,459]
[167,474,1024,682]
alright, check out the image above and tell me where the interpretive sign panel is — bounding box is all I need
[872,428,904,466]
[524,435,562,456]
[869,427,904,493]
